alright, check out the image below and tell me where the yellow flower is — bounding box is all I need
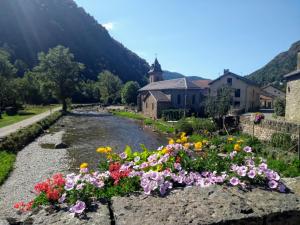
[176,139,181,143]
[106,153,112,160]
[237,139,244,144]
[202,139,208,145]
[180,132,186,138]
[96,147,107,153]
[234,144,241,151]
[194,142,203,150]
[168,139,175,145]
[184,143,190,149]
[161,147,168,154]
[97,146,112,153]
[80,162,88,169]
[181,136,188,143]
[106,146,112,153]
[227,137,234,142]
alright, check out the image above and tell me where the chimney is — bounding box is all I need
[224,69,229,74]
[297,52,300,70]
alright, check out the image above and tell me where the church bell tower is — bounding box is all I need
[148,58,163,83]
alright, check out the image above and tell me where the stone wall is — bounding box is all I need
[286,76,300,122]
[240,116,300,140]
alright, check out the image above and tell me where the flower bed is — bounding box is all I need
[14,133,287,216]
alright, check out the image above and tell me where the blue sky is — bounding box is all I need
[74,0,300,79]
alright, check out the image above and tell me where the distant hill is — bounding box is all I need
[163,70,206,80]
[247,40,300,85]
[0,0,149,84]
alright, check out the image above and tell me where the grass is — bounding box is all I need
[0,104,60,128]
[0,151,16,185]
[111,110,175,134]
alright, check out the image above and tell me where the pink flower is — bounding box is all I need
[230,177,240,186]
[243,146,252,153]
[247,170,256,179]
[70,200,86,214]
[268,180,278,189]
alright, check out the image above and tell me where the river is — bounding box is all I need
[52,108,167,171]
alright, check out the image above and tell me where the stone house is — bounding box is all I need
[260,84,285,109]
[208,70,261,113]
[284,52,300,122]
[138,59,206,119]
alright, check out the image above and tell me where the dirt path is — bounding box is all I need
[0,107,61,138]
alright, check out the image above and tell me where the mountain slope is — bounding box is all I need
[163,70,206,80]
[247,40,300,85]
[0,0,149,84]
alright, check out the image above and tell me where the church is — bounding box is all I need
[137,59,208,119]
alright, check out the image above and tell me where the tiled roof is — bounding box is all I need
[192,79,211,88]
[139,78,202,91]
[149,91,171,102]
[209,71,259,87]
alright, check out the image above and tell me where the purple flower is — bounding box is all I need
[174,163,182,171]
[259,163,268,171]
[65,179,75,191]
[140,162,148,169]
[119,152,127,159]
[230,177,240,186]
[243,146,252,153]
[229,151,237,159]
[80,168,89,173]
[247,169,256,179]
[76,183,85,190]
[278,183,286,193]
[70,200,86,214]
[58,193,66,203]
[237,166,247,177]
[268,180,278,189]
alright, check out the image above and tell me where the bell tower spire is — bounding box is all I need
[148,58,163,83]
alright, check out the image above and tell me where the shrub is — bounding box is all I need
[161,109,186,121]
[270,132,292,149]
[274,98,285,116]
[175,118,193,135]
[191,118,217,134]
[0,111,62,153]
[0,151,16,185]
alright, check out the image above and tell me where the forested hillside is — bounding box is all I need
[0,0,149,84]
[247,40,300,85]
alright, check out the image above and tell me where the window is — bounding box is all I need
[192,95,196,104]
[227,78,232,86]
[234,101,240,107]
[235,89,241,98]
[152,103,154,110]
[177,94,181,105]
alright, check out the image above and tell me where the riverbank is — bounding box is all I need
[111,110,175,134]
[0,131,69,219]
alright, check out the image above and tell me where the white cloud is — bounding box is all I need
[102,22,115,31]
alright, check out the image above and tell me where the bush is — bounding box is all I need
[0,111,62,153]
[175,118,193,135]
[161,109,186,121]
[274,98,285,116]
[270,132,292,149]
[0,151,16,185]
[191,118,217,134]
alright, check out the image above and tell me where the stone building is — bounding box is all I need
[260,84,285,109]
[137,59,206,119]
[284,52,300,122]
[209,70,261,113]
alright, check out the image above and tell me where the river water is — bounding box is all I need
[53,109,167,171]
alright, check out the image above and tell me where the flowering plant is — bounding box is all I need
[15,132,286,216]
[252,112,265,124]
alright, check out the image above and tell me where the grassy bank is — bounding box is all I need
[0,111,62,185]
[0,104,60,128]
[111,110,175,134]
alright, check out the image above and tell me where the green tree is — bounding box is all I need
[274,97,286,116]
[205,86,232,118]
[36,45,84,111]
[121,81,140,105]
[98,70,123,104]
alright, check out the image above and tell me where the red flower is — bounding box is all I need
[109,162,131,185]
[176,156,181,163]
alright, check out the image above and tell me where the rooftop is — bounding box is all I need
[139,78,202,91]
[149,91,171,102]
